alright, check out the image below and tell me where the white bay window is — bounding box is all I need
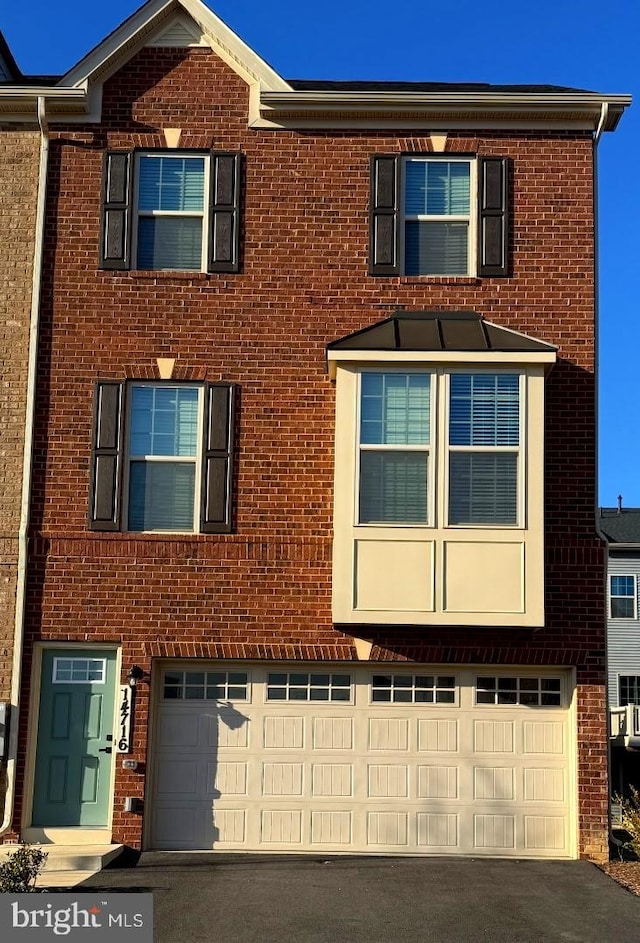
[329,311,555,627]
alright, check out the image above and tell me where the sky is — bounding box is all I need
[2,0,638,507]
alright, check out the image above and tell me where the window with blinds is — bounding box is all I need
[356,370,522,529]
[448,374,520,525]
[127,384,202,531]
[358,372,431,524]
[403,158,472,275]
[135,154,207,270]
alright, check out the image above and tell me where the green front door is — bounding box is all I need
[32,649,117,827]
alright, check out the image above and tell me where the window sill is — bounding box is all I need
[119,270,211,282]
[395,275,481,285]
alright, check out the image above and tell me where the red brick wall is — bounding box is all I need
[14,47,607,858]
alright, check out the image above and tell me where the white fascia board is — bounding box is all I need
[0,86,87,120]
[60,0,290,93]
[326,349,557,380]
[257,91,631,131]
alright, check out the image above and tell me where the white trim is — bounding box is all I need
[609,573,638,620]
[327,349,556,380]
[123,381,204,534]
[132,151,209,273]
[52,656,107,684]
[60,0,290,93]
[400,156,476,277]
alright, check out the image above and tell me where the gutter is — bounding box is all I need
[0,96,49,836]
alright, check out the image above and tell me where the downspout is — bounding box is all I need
[0,97,49,836]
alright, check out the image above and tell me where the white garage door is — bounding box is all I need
[149,664,575,857]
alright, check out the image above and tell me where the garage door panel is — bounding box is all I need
[522,720,564,754]
[312,764,353,797]
[474,720,514,753]
[417,718,458,752]
[215,762,248,797]
[417,765,458,799]
[368,718,409,751]
[310,811,352,844]
[150,664,574,858]
[263,716,304,749]
[523,767,565,802]
[417,812,459,848]
[312,717,353,750]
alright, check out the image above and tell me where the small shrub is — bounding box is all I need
[0,844,48,892]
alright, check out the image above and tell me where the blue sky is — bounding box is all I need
[3,0,638,507]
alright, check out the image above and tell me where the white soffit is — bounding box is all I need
[59,0,291,93]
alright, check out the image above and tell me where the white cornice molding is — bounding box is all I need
[255,90,631,132]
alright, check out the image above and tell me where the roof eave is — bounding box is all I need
[0,86,88,118]
[256,91,631,131]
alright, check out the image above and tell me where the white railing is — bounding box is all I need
[610,704,640,739]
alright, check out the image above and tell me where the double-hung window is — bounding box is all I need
[358,372,431,524]
[126,385,201,531]
[369,154,509,278]
[610,575,637,619]
[403,159,472,275]
[89,381,235,534]
[356,370,520,528]
[448,373,520,526]
[99,150,240,273]
[135,155,207,271]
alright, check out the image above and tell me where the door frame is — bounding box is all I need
[22,642,122,845]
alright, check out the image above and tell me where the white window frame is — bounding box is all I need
[52,657,106,684]
[132,152,210,272]
[474,675,564,708]
[609,574,637,619]
[369,672,458,706]
[444,369,524,529]
[355,368,435,527]
[400,156,477,277]
[265,672,353,703]
[354,367,524,530]
[123,382,204,534]
[162,669,250,702]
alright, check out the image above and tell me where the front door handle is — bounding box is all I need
[98,747,112,754]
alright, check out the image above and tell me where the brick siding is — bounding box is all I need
[11,48,608,859]
[0,128,39,700]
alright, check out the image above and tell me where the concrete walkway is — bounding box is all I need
[78,853,640,943]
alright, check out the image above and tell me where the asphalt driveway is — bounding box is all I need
[80,853,640,943]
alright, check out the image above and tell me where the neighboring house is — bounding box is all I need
[599,506,640,795]
[0,32,63,820]
[0,0,631,863]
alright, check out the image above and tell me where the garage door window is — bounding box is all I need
[475,676,561,707]
[371,674,456,704]
[163,670,248,701]
[266,673,352,702]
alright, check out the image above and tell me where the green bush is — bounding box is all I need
[612,787,640,860]
[0,844,48,892]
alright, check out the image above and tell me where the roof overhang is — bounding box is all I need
[253,90,631,132]
[326,311,557,380]
[0,86,88,121]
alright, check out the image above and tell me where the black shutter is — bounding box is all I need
[89,381,124,531]
[208,152,241,273]
[99,152,133,270]
[200,383,235,533]
[478,157,510,277]
[369,155,400,276]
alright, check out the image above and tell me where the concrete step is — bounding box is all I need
[0,844,124,888]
